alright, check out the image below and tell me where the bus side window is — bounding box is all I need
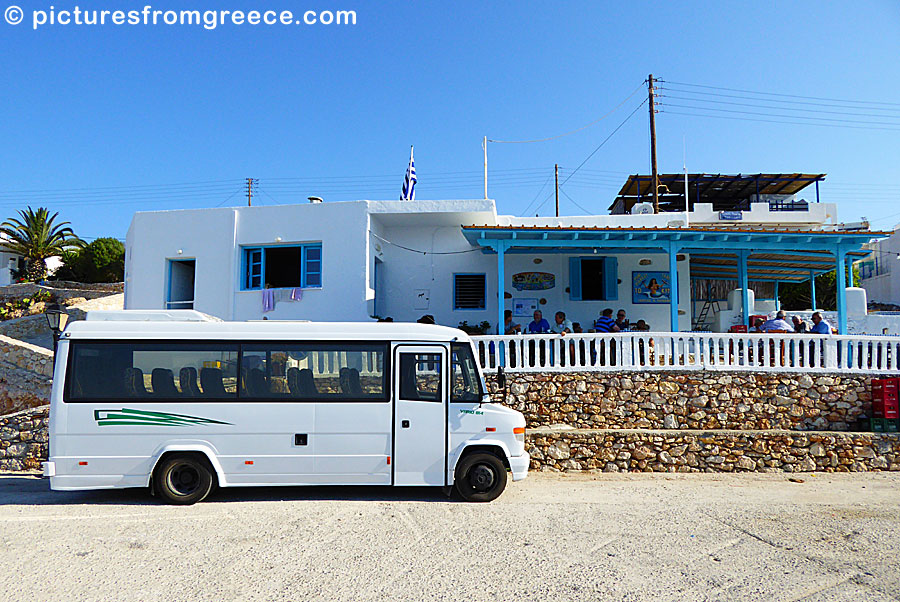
[399,354,442,402]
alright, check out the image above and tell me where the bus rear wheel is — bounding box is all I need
[153,454,215,505]
[454,452,507,502]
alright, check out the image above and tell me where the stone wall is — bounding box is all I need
[0,335,53,414]
[0,405,48,471]
[528,428,900,473]
[487,371,873,432]
[0,293,124,343]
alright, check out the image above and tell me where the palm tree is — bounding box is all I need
[0,207,82,282]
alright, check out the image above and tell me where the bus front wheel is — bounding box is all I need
[153,454,215,505]
[454,452,507,502]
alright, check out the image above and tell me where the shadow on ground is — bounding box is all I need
[0,474,454,506]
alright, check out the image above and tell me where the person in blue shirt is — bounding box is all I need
[592,308,620,333]
[527,310,550,334]
[810,312,832,334]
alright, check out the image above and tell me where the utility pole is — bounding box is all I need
[483,136,488,200]
[648,74,659,214]
[554,163,559,217]
[246,177,258,207]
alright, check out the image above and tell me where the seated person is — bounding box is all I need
[633,319,650,331]
[615,309,630,331]
[592,308,620,333]
[503,309,522,334]
[760,310,794,332]
[752,317,765,332]
[791,315,808,333]
[810,312,832,334]
[527,310,551,334]
[572,322,583,333]
[550,311,573,335]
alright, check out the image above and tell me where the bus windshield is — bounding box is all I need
[450,343,485,402]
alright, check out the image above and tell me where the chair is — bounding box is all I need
[179,367,202,397]
[200,367,228,397]
[243,368,268,397]
[125,367,149,396]
[346,368,363,396]
[151,368,179,397]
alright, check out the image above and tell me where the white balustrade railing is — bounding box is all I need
[471,332,900,375]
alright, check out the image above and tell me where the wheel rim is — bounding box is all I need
[167,464,201,496]
[468,463,496,492]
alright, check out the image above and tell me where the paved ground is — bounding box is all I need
[1,471,898,602]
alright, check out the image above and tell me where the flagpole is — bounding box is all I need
[683,135,690,227]
[483,136,488,200]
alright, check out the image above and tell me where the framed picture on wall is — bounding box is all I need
[512,298,539,317]
[632,271,672,304]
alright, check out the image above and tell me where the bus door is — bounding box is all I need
[393,346,448,486]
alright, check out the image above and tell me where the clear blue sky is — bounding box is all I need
[2,1,899,240]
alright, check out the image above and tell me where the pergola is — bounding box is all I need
[461,226,885,335]
[608,173,825,214]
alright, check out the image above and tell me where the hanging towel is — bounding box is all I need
[262,289,276,312]
[290,288,303,301]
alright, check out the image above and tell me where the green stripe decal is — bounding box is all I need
[94,408,232,427]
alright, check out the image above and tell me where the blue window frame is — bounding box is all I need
[241,243,322,291]
[453,273,486,310]
[568,256,617,301]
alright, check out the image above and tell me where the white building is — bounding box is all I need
[124,173,883,334]
[858,228,900,306]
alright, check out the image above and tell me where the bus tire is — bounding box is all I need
[454,452,507,502]
[153,454,215,505]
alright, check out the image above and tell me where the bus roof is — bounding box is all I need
[63,316,473,343]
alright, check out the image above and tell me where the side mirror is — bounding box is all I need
[496,366,507,391]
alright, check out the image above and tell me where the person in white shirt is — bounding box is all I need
[551,311,573,335]
[761,310,794,332]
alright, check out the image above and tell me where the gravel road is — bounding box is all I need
[1,472,898,602]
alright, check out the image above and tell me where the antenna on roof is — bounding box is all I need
[683,135,690,227]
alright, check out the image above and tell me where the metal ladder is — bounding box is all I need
[693,300,719,331]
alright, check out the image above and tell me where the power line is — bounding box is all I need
[559,187,592,214]
[659,86,900,113]
[660,109,900,132]
[519,98,647,216]
[662,79,900,108]
[488,81,646,144]
[659,103,900,128]
[658,94,900,120]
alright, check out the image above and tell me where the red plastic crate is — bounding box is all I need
[873,397,899,419]
[871,378,899,403]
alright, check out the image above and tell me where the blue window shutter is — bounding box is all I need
[244,248,263,290]
[568,257,582,301]
[603,256,618,300]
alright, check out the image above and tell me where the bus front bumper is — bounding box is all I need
[42,461,55,477]
[509,452,530,481]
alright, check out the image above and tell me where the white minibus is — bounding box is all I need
[43,311,529,504]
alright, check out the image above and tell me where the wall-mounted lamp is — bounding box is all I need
[639,258,652,266]
[275,237,283,243]
[177,249,183,255]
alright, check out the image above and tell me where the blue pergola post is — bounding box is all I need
[738,250,750,327]
[845,256,853,287]
[496,242,506,363]
[774,281,780,311]
[810,270,817,311]
[836,246,847,335]
[668,242,680,332]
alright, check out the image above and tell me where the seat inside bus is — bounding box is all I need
[287,367,319,397]
[179,367,203,397]
[125,367,149,396]
[199,367,228,397]
[151,369,179,397]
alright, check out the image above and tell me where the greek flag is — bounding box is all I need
[401,146,416,201]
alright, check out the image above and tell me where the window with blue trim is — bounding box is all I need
[242,244,323,290]
[453,273,486,310]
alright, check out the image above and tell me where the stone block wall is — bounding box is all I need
[528,428,900,473]
[0,405,48,471]
[0,335,53,415]
[0,293,124,343]
[487,371,872,432]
